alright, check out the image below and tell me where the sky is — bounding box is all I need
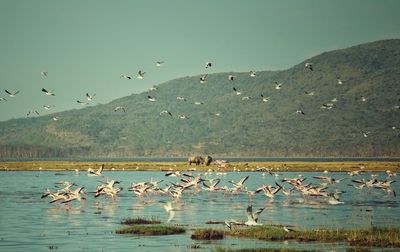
[0,0,399,122]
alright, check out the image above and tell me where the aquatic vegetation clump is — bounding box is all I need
[120,217,161,225]
[191,228,224,240]
[226,226,400,248]
[116,225,185,235]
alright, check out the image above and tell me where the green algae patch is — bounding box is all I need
[116,225,185,236]
[191,228,224,240]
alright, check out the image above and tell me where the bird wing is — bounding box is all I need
[253,207,264,222]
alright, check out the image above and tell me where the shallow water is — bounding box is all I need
[0,170,399,251]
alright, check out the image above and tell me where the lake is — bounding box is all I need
[0,170,398,251]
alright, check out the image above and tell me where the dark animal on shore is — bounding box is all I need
[188,156,205,165]
[205,156,213,166]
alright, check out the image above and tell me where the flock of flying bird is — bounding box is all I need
[41,164,397,228]
[2,60,399,138]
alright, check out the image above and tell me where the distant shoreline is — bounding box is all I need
[1,157,400,162]
[0,160,399,172]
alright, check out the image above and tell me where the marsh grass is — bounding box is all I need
[121,217,161,225]
[226,226,400,248]
[191,228,224,240]
[116,225,185,235]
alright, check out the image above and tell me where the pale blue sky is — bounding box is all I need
[0,0,399,121]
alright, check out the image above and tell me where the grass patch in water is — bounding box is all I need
[121,217,161,225]
[116,225,185,235]
[214,248,313,252]
[226,226,400,248]
[191,228,224,240]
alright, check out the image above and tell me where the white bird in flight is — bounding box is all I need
[205,62,212,68]
[120,74,132,80]
[250,71,256,77]
[86,93,96,101]
[43,105,55,110]
[233,87,241,96]
[156,61,165,67]
[114,106,126,113]
[77,100,89,106]
[261,94,269,102]
[41,88,55,96]
[5,90,20,97]
[147,96,157,102]
[137,70,146,79]
[274,82,283,90]
[199,75,207,83]
[228,75,236,81]
[304,62,313,71]
[160,110,172,116]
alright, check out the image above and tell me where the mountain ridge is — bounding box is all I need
[1,39,399,158]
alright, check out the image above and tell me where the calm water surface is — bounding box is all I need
[0,170,399,251]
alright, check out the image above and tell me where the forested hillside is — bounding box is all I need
[1,39,399,158]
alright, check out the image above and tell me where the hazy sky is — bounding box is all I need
[0,0,399,121]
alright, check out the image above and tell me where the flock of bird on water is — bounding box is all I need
[41,163,397,229]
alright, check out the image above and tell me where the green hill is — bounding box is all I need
[1,39,399,158]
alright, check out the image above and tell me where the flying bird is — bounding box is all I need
[5,90,20,97]
[250,71,256,77]
[295,110,305,115]
[261,94,269,102]
[362,131,370,138]
[176,96,186,101]
[160,110,172,116]
[149,86,158,91]
[43,105,55,110]
[137,70,146,79]
[205,62,212,68]
[147,96,157,102]
[120,74,132,80]
[228,75,236,81]
[233,87,242,95]
[27,110,40,117]
[178,114,189,119]
[337,78,344,85]
[52,117,59,121]
[305,91,315,96]
[199,75,207,83]
[114,106,126,113]
[77,100,89,106]
[86,93,96,101]
[41,88,55,96]
[156,61,165,67]
[304,62,313,71]
[274,82,283,90]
